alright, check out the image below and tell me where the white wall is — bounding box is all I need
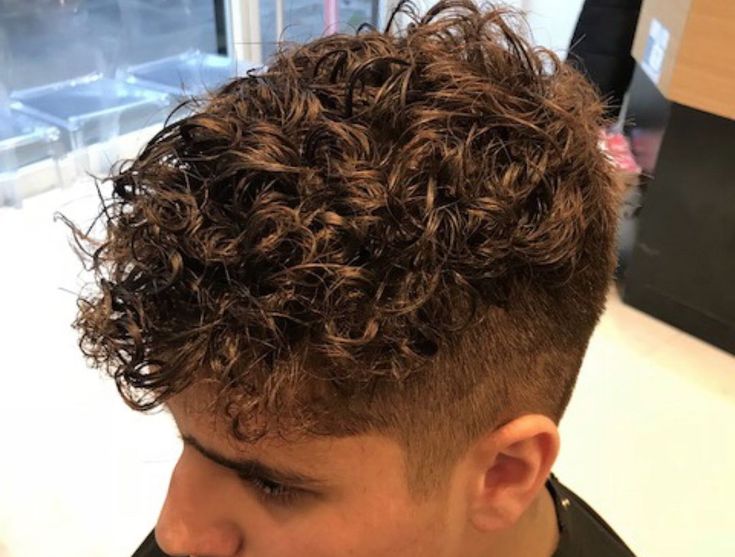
[524,0,585,55]
[395,0,586,56]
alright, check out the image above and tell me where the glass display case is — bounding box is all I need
[0,0,223,199]
[0,108,62,207]
[10,75,171,153]
[0,0,386,205]
[125,50,255,101]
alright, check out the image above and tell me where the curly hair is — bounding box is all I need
[67,0,620,491]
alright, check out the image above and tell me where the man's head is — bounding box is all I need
[71,1,620,555]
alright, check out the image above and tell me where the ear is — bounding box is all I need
[466,414,560,532]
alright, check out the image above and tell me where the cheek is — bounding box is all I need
[246,497,450,557]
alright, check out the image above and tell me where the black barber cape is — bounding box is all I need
[547,474,636,556]
[132,474,636,557]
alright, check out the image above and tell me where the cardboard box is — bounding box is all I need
[632,0,735,119]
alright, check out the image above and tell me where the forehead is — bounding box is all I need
[165,390,408,484]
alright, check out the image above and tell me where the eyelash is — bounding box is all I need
[245,475,301,505]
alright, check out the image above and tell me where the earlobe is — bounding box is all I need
[467,414,560,532]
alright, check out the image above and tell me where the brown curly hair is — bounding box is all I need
[67,0,620,491]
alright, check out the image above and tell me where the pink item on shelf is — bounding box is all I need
[599,130,642,176]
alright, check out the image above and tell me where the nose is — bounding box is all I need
[155,451,243,557]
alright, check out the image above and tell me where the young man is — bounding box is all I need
[71,1,634,555]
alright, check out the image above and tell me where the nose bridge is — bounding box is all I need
[155,449,243,556]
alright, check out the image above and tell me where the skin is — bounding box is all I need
[156,392,561,557]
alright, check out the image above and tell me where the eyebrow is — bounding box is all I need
[180,433,325,489]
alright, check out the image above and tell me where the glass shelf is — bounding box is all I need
[10,74,171,151]
[125,51,253,99]
[0,109,62,207]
